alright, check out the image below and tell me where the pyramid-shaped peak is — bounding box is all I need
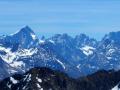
[9,26,39,49]
[10,26,35,36]
[20,25,35,34]
[19,26,38,40]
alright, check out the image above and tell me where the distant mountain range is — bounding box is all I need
[0,26,120,80]
[0,67,120,90]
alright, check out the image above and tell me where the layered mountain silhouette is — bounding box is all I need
[0,26,120,80]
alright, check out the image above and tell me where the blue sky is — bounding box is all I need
[0,0,120,40]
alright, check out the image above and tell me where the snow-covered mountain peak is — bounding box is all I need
[11,26,34,36]
[7,26,39,49]
[20,26,37,40]
[20,26,34,32]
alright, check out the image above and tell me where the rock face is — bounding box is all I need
[0,67,120,90]
[0,26,120,80]
[0,26,39,49]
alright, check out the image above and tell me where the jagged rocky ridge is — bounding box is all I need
[0,67,120,90]
[0,26,120,80]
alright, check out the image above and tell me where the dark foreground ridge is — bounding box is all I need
[0,67,120,90]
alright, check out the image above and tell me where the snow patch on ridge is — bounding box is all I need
[77,64,81,69]
[10,30,20,36]
[56,59,65,69]
[31,33,36,40]
[36,77,42,83]
[10,61,25,68]
[0,46,16,63]
[39,40,45,44]
[80,45,95,56]
[49,40,55,44]
[111,82,120,90]
[10,77,18,84]
[112,85,120,90]
[0,46,38,68]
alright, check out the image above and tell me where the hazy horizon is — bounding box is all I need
[0,0,120,40]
